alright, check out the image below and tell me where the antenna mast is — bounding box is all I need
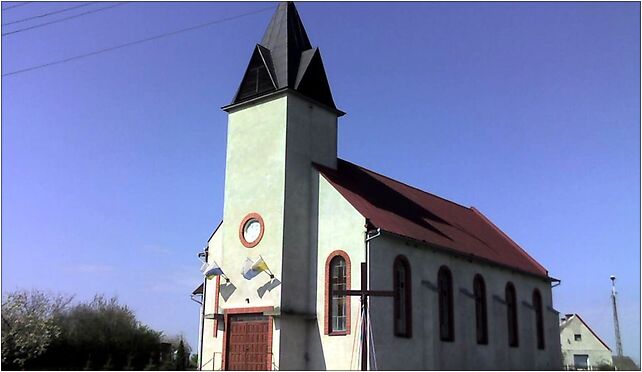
[610,275,623,357]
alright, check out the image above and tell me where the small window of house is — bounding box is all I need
[574,334,582,341]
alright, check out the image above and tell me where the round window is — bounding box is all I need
[243,219,261,244]
[239,213,264,248]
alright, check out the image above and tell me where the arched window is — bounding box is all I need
[473,274,488,345]
[505,282,519,347]
[394,256,412,337]
[533,289,545,350]
[325,251,351,335]
[438,266,454,341]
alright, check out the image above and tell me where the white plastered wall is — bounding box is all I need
[201,225,225,370]
[279,94,337,370]
[560,315,613,368]
[367,234,563,370]
[311,174,367,370]
[216,95,288,370]
[205,93,339,370]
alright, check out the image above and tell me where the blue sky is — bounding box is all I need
[3,1,640,363]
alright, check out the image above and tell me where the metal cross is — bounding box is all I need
[336,262,394,371]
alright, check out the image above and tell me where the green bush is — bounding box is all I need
[1,291,171,370]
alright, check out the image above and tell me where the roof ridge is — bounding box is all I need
[470,207,548,275]
[337,158,471,211]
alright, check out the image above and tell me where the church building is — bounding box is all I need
[194,2,563,370]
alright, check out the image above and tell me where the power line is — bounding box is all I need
[2,6,274,77]
[2,2,128,36]
[3,2,95,26]
[2,2,32,11]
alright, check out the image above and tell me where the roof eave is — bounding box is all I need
[207,220,223,243]
[222,87,346,117]
[470,206,549,275]
[191,283,204,295]
[574,314,613,352]
[375,228,554,282]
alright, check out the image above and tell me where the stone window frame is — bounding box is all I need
[324,250,351,336]
[238,212,265,248]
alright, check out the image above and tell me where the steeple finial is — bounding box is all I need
[229,1,338,111]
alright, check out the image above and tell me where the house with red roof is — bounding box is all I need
[194,2,563,370]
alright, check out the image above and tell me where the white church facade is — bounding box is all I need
[194,2,563,370]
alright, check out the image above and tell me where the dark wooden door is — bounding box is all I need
[225,314,271,370]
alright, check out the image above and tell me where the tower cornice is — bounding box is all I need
[222,87,345,117]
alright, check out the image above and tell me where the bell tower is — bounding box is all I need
[228,1,339,112]
[217,2,343,369]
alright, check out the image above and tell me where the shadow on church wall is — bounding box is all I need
[318,160,453,240]
[306,171,326,370]
[220,282,236,302]
[258,278,281,298]
[305,319,327,370]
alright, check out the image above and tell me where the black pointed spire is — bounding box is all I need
[230,2,338,111]
[260,1,311,89]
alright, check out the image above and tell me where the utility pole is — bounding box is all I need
[610,275,623,357]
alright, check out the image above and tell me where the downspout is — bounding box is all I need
[198,248,208,370]
[363,220,381,370]
[364,220,381,283]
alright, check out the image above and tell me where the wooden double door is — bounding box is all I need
[225,314,272,370]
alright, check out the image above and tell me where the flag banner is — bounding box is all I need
[242,257,269,280]
[202,261,225,280]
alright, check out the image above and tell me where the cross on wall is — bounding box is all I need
[336,262,395,371]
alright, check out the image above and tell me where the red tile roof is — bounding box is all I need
[315,159,549,278]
